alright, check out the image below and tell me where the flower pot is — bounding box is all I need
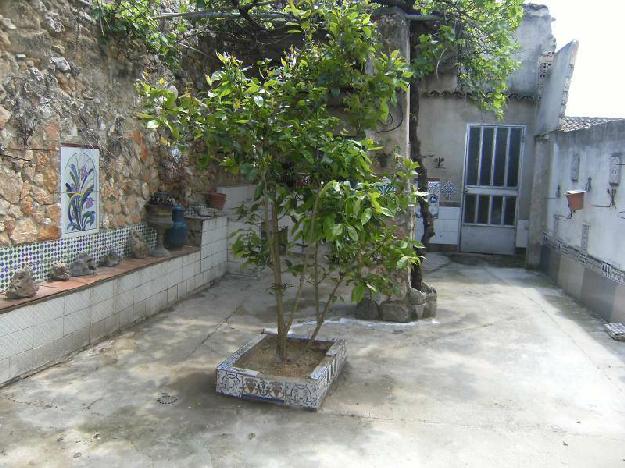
[165,204,188,249]
[216,333,347,410]
[566,190,585,212]
[206,191,226,210]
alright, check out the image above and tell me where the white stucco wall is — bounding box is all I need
[545,121,625,269]
[417,96,538,248]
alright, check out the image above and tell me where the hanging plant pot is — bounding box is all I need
[216,333,347,410]
[206,191,227,210]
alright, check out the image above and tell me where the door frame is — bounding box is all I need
[459,123,527,253]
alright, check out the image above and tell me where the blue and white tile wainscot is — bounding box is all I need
[216,333,347,410]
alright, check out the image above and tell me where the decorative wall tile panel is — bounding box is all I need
[60,146,100,238]
[0,224,157,293]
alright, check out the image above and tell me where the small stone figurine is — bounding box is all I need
[6,267,39,299]
[99,249,121,267]
[49,262,71,281]
[70,253,97,277]
[128,230,150,259]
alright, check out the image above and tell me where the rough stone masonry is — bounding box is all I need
[0,0,164,247]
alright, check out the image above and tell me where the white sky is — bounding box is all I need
[532,0,625,118]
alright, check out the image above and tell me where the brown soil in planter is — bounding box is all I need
[236,336,330,378]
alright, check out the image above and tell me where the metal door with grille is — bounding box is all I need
[460,125,524,255]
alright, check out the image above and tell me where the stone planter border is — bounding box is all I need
[216,333,347,410]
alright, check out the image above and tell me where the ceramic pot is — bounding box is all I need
[166,204,188,249]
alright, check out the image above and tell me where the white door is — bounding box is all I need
[460,125,524,255]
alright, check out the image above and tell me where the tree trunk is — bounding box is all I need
[265,192,288,362]
[409,24,435,292]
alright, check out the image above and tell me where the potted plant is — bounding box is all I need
[138,0,421,409]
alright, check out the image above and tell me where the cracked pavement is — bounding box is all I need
[0,253,624,467]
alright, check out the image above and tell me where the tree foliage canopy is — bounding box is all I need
[93,0,524,113]
[137,0,421,359]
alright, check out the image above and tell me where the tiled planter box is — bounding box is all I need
[216,334,347,410]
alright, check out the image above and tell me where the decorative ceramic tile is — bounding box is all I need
[427,179,440,219]
[543,233,625,286]
[60,146,100,238]
[581,224,590,252]
[440,179,457,201]
[0,224,157,293]
[216,333,347,410]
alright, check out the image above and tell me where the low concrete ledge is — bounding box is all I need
[0,246,199,314]
[0,217,229,387]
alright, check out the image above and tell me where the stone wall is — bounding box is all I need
[0,0,164,247]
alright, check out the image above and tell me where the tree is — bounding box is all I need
[94,0,524,291]
[137,0,421,362]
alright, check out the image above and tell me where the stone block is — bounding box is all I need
[169,268,182,288]
[412,304,426,320]
[69,326,90,349]
[424,297,437,318]
[169,257,183,273]
[63,307,91,335]
[119,272,138,292]
[34,297,65,322]
[167,285,178,305]
[92,298,114,323]
[33,317,63,348]
[133,300,147,322]
[381,301,412,323]
[9,349,36,379]
[65,289,90,315]
[115,290,134,314]
[183,263,195,281]
[155,274,168,293]
[422,282,438,318]
[0,328,34,360]
[406,288,426,305]
[119,306,134,328]
[91,281,115,304]
[0,306,34,337]
[178,280,188,300]
[90,314,119,343]
[354,298,380,320]
[0,358,10,384]
[135,282,151,304]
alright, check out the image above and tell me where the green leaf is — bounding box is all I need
[360,208,372,225]
[346,226,358,241]
[332,224,344,237]
[351,283,366,303]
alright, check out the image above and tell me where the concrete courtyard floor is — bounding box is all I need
[1,254,625,467]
